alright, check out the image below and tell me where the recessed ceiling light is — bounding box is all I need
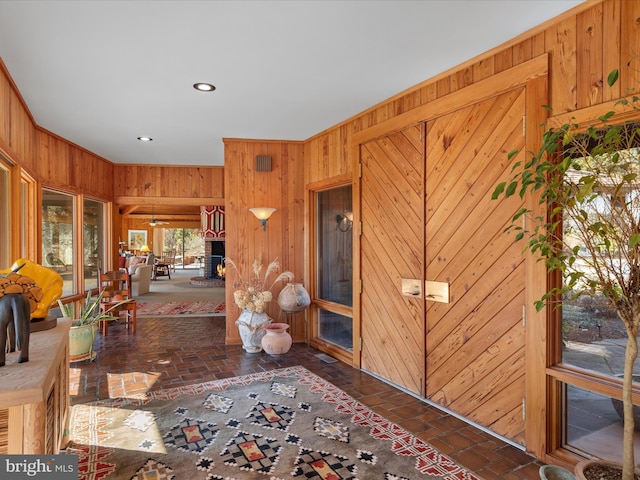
[193,83,216,92]
[137,136,153,142]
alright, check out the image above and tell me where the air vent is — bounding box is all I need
[256,155,272,172]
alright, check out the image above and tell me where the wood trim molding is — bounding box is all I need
[352,54,549,145]
[548,96,640,130]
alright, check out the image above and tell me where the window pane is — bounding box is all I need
[0,165,9,267]
[316,186,353,306]
[565,383,640,463]
[561,144,640,377]
[20,179,27,258]
[42,190,74,296]
[318,309,352,350]
[161,228,203,269]
[83,198,104,292]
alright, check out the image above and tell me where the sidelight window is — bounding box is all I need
[315,185,353,350]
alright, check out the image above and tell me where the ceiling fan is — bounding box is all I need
[146,206,169,227]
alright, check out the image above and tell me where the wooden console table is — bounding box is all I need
[0,318,70,454]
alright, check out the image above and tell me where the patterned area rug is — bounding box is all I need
[136,301,225,317]
[64,366,482,480]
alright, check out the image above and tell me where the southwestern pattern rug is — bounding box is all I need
[64,366,482,480]
[136,301,225,317]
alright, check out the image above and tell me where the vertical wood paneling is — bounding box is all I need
[425,89,527,444]
[113,164,224,201]
[576,3,604,108]
[36,130,114,200]
[602,0,621,102]
[546,16,578,113]
[224,139,305,344]
[620,0,640,95]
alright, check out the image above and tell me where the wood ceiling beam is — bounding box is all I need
[114,196,223,206]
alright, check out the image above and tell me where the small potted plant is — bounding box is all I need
[58,291,130,361]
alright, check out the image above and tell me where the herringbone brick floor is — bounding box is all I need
[69,315,544,480]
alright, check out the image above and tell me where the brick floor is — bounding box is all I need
[69,315,545,479]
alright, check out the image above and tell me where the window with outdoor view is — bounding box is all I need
[161,228,204,269]
[83,198,105,292]
[42,189,75,296]
[0,161,9,268]
[559,127,640,460]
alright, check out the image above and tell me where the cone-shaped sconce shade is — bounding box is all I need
[249,207,276,230]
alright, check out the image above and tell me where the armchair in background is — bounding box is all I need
[123,254,154,296]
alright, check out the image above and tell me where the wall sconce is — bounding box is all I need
[250,207,276,231]
[336,210,353,232]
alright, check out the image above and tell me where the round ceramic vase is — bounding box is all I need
[277,283,311,313]
[261,322,293,355]
[235,309,271,353]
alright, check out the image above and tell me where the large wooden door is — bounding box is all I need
[359,125,425,395]
[424,88,527,444]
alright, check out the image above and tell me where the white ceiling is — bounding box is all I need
[0,0,583,167]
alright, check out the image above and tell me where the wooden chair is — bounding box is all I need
[98,270,136,335]
[162,249,177,273]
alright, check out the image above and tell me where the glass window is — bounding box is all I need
[161,228,204,269]
[83,198,104,292]
[564,383,640,463]
[318,309,353,350]
[0,163,9,268]
[42,189,75,296]
[316,186,353,306]
[561,144,640,376]
[556,130,640,460]
[316,185,353,350]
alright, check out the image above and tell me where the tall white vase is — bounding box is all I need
[235,309,271,353]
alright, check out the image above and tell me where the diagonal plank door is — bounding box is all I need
[425,88,527,444]
[360,124,425,395]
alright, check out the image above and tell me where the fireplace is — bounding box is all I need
[205,240,225,280]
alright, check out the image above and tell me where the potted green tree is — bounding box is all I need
[492,70,640,480]
[58,291,130,361]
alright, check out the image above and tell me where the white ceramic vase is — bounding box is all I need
[235,309,271,353]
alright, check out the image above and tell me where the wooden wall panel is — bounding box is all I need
[305,0,640,187]
[576,2,604,108]
[224,139,305,344]
[36,130,114,201]
[113,164,224,201]
[0,60,36,173]
[545,16,578,113]
[621,0,640,94]
[304,124,352,183]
